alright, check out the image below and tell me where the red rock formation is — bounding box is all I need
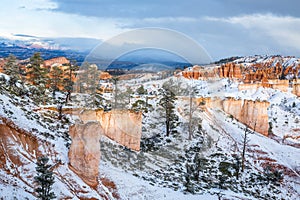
[293,84,300,97]
[43,57,69,67]
[99,71,112,80]
[238,79,289,92]
[0,119,40,170]
[182,66,217,80]
[222,98,270,136]
[0,59,6,73]
[68,122,102,187]
[179,97,270,136]
[218,63,243,79]
[96,110,142,151]
[78,109,142,151]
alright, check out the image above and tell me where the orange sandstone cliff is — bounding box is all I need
[96,110,142,151]
[222,98,270,136]
[68,122,102,187]
[78,109,142,151]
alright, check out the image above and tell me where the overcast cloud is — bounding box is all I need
[1,0,300,60]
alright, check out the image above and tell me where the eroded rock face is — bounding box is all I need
[68,122,102,187]
[238,79,289,93]
[293,84,300,97]
[96,110,142,151]
[78,109,142,151]
[223,98,270,136]
[99,71,112,80]
[0,122,40,171]
[218,63,243,79]
[182,66,217,80]
[43,56,70,67]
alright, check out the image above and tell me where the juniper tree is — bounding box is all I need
[34,156,56,200]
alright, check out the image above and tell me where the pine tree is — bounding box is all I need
[111,76,120,109]
[75,62,103,108]
[125,87,133,104]
[75,61,89,93]
[27,52,47,86]
[158,85,177,137]
[241,126,251,172]
[50,66,63,98]
[3,54,20,85]
[34,156,56,200]
[63,60,78,103]
[85,64,102,108]
[136,85,146,95]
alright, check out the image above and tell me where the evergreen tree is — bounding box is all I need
[50,66,63,98]
[136,85,146,95]
[75,62,90,93]
[3,54,20,85]
[158,85,177,136]
[63,60,78,103]
[75,62,103,108]
[27,52,49,96]
[34,156,56,200]
[125,87,133,104]
[111,76,120,109]
[85,64,103,108]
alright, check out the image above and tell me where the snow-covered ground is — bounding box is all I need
[0,59,300,199]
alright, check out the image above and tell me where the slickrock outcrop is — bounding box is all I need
[68,122,102,187]
[223,98,270,136]
[96,110,142,151]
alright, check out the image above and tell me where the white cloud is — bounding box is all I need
[204,14,300,50]
[0,0,129,39]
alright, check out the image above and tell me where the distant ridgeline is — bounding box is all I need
[0,42,86,64]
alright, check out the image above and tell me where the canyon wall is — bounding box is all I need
[78,109,142,151]
[222,98,270,136]
[238,79,289,92]
[293,84,300,97]
[292,80,300,97]
[0,119,40,171]
[96,110,142,151]
[181,97,270,136]
[68,122,102,187]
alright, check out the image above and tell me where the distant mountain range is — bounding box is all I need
[0,34,94,62]
[0,34,194,70]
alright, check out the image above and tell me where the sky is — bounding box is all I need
[1,0,300,60]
